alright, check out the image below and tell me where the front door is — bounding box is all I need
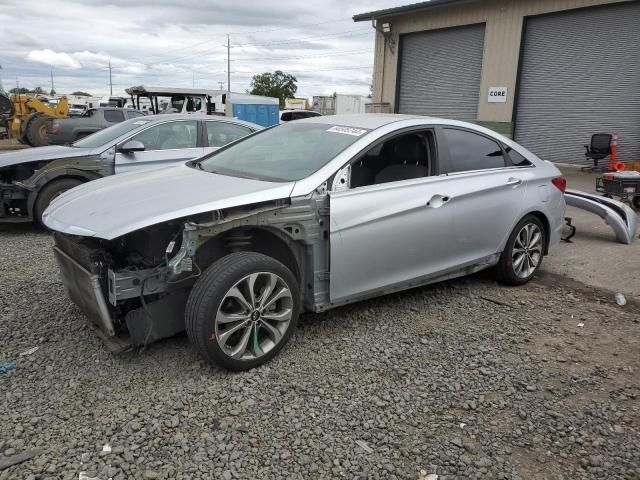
[329,177,457,303]
[328,129,459,303]
[114,120,202,174]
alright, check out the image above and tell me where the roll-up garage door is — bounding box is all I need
[397,24,485,123]
[514,3,640,164]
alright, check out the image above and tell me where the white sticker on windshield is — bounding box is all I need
[327,126,367,136]
[133,120,150,125]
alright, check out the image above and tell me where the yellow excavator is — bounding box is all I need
[0,89,69,147]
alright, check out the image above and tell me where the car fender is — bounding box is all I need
[565,189,637,244]
[16,156,113,218]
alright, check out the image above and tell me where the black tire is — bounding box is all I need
[185,252,300,371]
[34,178,84,226]
[494,214,546,286]
[26,115,51,147]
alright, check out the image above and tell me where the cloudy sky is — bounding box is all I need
[0,0,408,99]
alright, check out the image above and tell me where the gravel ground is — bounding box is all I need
[1,225,639,480]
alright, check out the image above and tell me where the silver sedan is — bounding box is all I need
[45,114,566,370]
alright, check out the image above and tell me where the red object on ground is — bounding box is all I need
[552,176,567,193]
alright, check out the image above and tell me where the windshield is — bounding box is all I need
[197,122,369,182]
[72,118,153,148]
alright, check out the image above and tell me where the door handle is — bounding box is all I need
[426,194,450,208]
[507,177,523,187]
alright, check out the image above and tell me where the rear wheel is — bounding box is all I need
[185,252,300,371]
[34,178,84,226]
[26,114,52,147]
[494,215,546,286]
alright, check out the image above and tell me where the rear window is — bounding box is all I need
[104,110,125,123]
[444,128,506,173]
[505,146,533,167]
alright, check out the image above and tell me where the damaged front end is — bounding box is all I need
[52,196,326,351]
[53,220,196,351]
[0,162,46,221]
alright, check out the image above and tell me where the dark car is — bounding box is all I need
[279,110,322,123]
[48,108,146,145]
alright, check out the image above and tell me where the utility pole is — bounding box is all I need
[227,33,231,92]
[192,72,195,88]
[108,60,113,96]
[50,70,54,93]
[217,81,224,90]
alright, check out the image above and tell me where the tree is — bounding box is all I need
[32,86,45,94]
[50,89,56,96]
[71,91,91,96]
[9,87,30,94]
[249,71,297,108]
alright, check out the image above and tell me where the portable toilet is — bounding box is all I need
[228,93,279,127]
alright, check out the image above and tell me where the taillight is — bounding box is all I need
[551,176,567,193]
[51,122,60,133]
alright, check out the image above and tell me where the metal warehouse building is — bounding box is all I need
[354,0,640,165]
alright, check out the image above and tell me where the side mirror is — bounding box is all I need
[118,140,145,153]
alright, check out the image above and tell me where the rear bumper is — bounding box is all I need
[53,246,115,336]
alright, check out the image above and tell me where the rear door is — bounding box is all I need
[203,121,254,155]
[114,120,202,173]
[440,127,528,264]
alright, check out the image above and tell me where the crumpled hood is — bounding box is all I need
[0,145,97,168]
[43,164,295,240]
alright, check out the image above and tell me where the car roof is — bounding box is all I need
[298,113,434,129]
[121,113,263,129]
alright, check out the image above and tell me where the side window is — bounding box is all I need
[350,131,434,188]
[206,122,252,147]
[104,110,125,123]
[504,146,533,167]
[129,121,197,151]
[443,128,506,173]
[281,112,293,122]
[127,111,145,118]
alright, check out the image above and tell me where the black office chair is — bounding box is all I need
[582,133,612,172]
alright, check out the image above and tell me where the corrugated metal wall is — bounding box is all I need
[396,24,486,122]
[514,2,640,163]
[373,0,627,122]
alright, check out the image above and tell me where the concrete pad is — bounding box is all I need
[542,165,640,301]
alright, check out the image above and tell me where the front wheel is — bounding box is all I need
[185,252,300,371]
[494,215,546,286]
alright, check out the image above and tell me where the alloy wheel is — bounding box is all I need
[512,223,543,278]
[214,272,293,361]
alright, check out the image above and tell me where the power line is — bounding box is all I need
[231,48,371,62]
[231,28,371,47]
[131,17,358,61]
[226,16,355,36]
